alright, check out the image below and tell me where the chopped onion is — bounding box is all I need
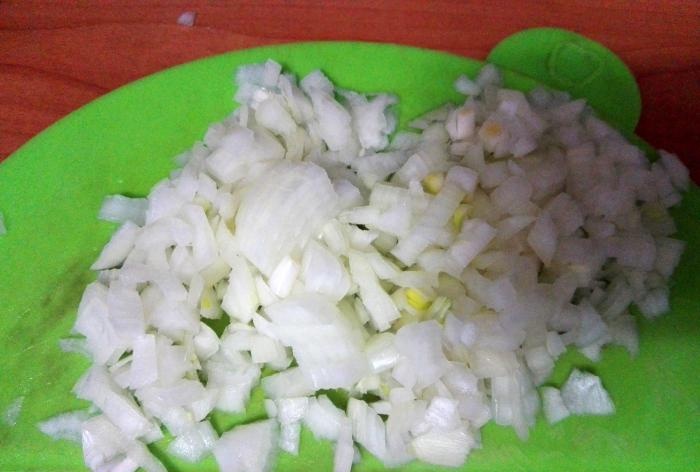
[99,195,148,226]
[561,369,615,416]
[38,410,91,442]
[57,59,688,472]
[214,419,278,472]
[304,395,346,441]
[410,426,474,467]
[540,387,570,424]
[168,421,218,462]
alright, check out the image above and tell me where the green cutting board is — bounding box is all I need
[0,28,698,472]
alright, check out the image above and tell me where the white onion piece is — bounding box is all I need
[235,162,339,276]
[410,426,475,467]
[255,97,297,136]
[344,91,397,151]
[304,395,347,441]
[302,73,353,151]
[221,254,258,323]
[205,357,260,414]
[268,255,300,298]
[128,334,158,389]
[301,240,351,301]
[527,212,558,266]
[348,398,387,460]
[561,369,615,415]
[333,420,355,472]
[540,387,570,424]
[265,294,368,389]
[81,415,166,472]
[365,333,400,374]
[206,126,284,184]
[279,422,301,455]
[99,195,148,226]
[348,251,399,331]
[92,221,140,270]
[275,397,309,425]
[394,321,448,390]
[261,368,315,400]
[214,419,278,472]
[659,150,689,191]
[454,75,481,96]
[38,410,91,443]
[193,322,220,360]
[168,421,218,462]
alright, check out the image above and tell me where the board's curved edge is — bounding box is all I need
[487,27,641,134]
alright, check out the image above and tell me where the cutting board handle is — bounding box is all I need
[487,27,641,134]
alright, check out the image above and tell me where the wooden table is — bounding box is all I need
[1,1,698,179]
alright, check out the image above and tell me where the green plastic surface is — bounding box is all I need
[488,28,641,135]
[0,29,698,471]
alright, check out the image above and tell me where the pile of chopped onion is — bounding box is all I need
[46,60,688,471]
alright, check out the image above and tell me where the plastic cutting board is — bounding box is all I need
[0,27,698,472]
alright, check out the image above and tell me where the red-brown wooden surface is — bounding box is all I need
[1,1,698,179]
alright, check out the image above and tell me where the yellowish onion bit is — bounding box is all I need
[46,61,687,472]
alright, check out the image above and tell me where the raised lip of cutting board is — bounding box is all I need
[488,27,641,134]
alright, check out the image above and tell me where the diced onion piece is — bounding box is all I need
[168,421,218,462]
[99,195,148,226]
[221,255,258,323]
[304,395,347,441]
[268,256,300,298]
[92,221,140,270]
[38,410,91,443]
[235,162,338,276]
[348,398,387,460]
[540,387,570,424]
[348,252,400,331]
[561,369,615,416]
[214,419,278,472]
[410,427,474,467]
